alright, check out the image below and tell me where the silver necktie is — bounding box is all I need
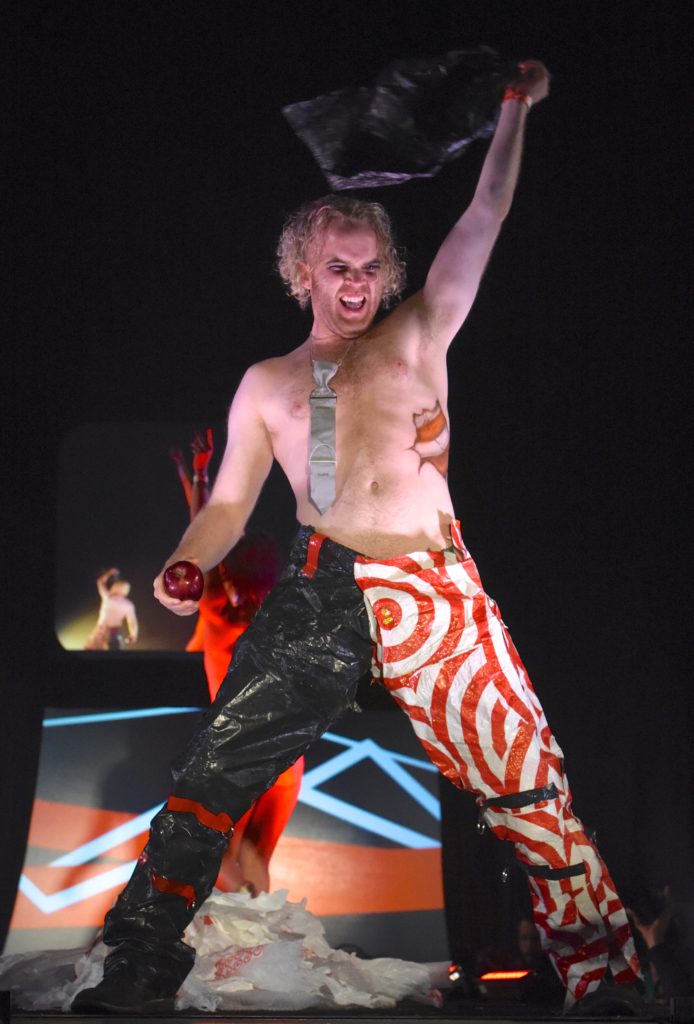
[309,359,339,514]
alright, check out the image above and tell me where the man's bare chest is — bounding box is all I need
[268,356,417,440]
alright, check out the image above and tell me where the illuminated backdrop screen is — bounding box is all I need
[55,422,296,652]
[7,706,447,963]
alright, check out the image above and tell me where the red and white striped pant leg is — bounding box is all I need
[354,542,640,1006]
[482,770,639,1003]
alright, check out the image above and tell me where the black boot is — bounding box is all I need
[72,943,193,1014]
[72,807,224,1014]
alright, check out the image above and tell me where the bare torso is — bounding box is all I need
[256,295,455,558]
[98,594,136,628]
[155,73,547,610]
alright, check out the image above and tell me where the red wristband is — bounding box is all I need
[503,87,532,109]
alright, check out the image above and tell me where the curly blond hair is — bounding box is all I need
[276,195,406,309]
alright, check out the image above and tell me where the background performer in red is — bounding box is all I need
[171,428,303,895]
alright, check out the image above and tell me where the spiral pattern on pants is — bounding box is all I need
[354,537,640,1005]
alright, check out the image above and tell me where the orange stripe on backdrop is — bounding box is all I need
[272,836,444,916]
[12,863,131,930]
[27,799,154,860]
[11,801,443,930]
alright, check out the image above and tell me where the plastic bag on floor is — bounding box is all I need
[0,890,446,1011]
[178,889,444,1011]
[0,944,106,1012]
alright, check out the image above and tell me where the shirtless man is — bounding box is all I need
[84,568,138,650]
[73,62,640,1014]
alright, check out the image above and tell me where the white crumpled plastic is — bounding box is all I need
[0,942,106,1013]
[0,890,447,1012]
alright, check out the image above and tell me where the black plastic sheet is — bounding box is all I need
[283,47,513,190]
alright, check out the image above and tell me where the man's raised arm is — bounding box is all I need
[421,60,550,345]
[153,365,274,615]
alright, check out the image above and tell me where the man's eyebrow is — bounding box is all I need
[323,256,382,265]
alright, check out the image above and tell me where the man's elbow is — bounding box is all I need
[474,185,513,224]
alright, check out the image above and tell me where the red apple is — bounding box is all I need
[163,561,204,601]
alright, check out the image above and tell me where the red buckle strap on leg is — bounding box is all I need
[138,850,198,909]
[167,795,234,834]
[302,532,326,578]
[151,870,198,909]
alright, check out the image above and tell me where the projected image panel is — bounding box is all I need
[55,423,295,652]
[7,707,447,963]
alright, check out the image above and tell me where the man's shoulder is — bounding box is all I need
[230,351,304,413]
[242,349,304,388]
[366,291,434,360]
[372,290,427,335]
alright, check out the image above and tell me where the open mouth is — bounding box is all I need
[339,296,366,311]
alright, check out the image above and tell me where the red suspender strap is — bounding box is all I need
[167,795,233,834]
[302,532,326,579]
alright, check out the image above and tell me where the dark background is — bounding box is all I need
[7,0,692,956]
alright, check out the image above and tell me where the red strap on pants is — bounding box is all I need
[138,850,198,909]
[301,532,326,578]
[167,795,233,834]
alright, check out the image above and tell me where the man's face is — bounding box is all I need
[517,919,541,958]
[302,219,384,339]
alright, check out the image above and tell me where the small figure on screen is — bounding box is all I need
[84,568,138,650]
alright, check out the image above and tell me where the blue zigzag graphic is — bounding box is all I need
[20,711,440,915]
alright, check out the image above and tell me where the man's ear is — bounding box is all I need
[298,261,312,293]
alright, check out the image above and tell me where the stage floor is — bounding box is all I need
[0,1015,673,1024]
[1,999,678,1024]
